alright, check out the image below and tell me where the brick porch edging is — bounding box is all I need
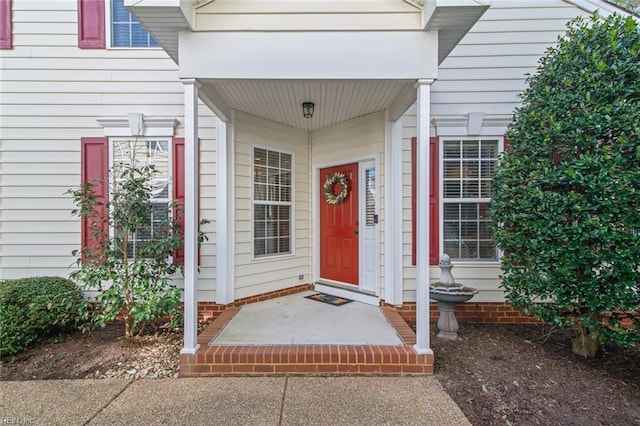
[196,284,539,326]
[180,306,433,376]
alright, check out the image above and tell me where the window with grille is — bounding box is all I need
[112,139,170,258]
[111,0,159,48]
[253,147,293,258]
[442,139,499,260]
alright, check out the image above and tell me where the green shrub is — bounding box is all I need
[0,276,83,357]
[491,13,640,350]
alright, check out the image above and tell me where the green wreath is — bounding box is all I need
[323,172,349,205]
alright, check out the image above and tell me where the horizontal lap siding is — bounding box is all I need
[233,113,311,300]
[401,0,589,302]
[431,0,589,118]
[194,0,420,31]
[0,0,217,290]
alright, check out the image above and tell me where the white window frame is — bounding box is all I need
[105,0,160,49]
[439,137,504,263]
[108,137,173,259]
[250,145,295,260]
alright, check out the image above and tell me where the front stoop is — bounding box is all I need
[180,307,434,376]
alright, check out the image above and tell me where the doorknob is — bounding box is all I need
[354,228,359,235]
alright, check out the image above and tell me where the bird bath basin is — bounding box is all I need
[429,254,478,340]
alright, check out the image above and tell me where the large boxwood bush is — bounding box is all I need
[0,276,83,357]
[491,13,640,353]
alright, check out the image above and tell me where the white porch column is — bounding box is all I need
[216,115,235,305]
[181,79,200,355]
[414,79,434,355]
[384,117,404,305]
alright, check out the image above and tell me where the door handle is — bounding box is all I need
[354,228,359,235]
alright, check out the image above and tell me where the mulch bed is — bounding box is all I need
[428,323,640,425]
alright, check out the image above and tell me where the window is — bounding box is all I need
[110,0,158,48]
[111,139,171,257]
[365,168,376,226]
[442,139,499,260]
[81,136,185,264]
[253,147,293,258]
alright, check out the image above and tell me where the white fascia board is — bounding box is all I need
[197,83,232,123]
[178,31,438,80]
[125,0,195,27]
[96,116,179,137]
[423,0,489,29]
[565,0,636,17]
[387,83,419,122]
[432,114,512,136]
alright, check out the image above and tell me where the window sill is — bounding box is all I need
[252,252,296,263]
[448,260,502,267]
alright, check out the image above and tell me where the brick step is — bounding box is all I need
[180,307,433,376]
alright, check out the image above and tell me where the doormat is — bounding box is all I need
[305,293,353,306]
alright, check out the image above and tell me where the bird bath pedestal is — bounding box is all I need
[429,254,478,340]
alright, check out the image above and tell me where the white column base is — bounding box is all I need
[413,345,434,355]
[180,344,201,355]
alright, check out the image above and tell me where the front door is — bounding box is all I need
[319,163,359,285]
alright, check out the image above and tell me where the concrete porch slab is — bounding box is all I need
[180,290,433,376]
[211,291,403,345]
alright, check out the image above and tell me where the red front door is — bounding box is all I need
[319,163,359,285]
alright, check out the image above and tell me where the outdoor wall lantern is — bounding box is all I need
[302,102,315,118]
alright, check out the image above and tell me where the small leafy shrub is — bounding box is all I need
[68,143,206,339]
[0,276,83,357]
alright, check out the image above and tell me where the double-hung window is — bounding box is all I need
[442,139,499,261]
[111,139,171,258]
[110,0,159,48]
[252,147,293,258]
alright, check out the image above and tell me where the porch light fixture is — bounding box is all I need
[302,102,315,118]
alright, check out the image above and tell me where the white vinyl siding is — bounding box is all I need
[234,113,310,300]
[398,0,593,303]
[431,0,591,117]
[0,0,217,298]
[194,0,421,31]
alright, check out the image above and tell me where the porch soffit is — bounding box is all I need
[126,1,487,130]
[199,80,415,132]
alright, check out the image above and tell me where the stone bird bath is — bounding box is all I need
[429,254,478,340]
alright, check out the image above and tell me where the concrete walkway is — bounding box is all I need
[1,377,471,425]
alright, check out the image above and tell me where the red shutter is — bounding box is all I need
[411,136,440,266]
[78,0,105,49]
[503,137,509,153]
[0,0,12,49]
[172,138,185,264]
[81,137,109,262]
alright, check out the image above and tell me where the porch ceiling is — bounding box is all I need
[200,79,415,132]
